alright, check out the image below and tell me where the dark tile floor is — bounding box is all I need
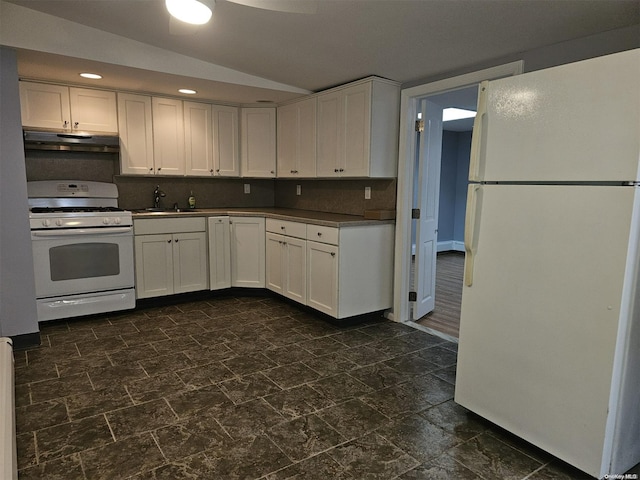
[12,294,633,479]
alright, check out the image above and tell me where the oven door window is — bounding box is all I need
[49,243,120,281]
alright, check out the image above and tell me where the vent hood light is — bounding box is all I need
[80,73,102,79]
[166,0,213,25]
[178,89,197,94]
[443,108,476,122]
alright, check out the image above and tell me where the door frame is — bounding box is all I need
[390,61,524,323]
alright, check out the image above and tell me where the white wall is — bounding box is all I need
[0,47,39,338]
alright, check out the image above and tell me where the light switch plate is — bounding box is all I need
[244,184,250,194]
[364,186,371,200]
[296,185,301,196]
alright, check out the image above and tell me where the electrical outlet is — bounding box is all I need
[296,185,301,196]
[244,183,250,194]
[364,186,371,200]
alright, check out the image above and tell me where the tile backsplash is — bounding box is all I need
[24,151,396,216]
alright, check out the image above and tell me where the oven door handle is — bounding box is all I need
[32,227,133,237]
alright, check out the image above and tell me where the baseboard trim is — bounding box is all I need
[437,241,465,253]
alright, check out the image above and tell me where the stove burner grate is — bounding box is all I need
[31,206,125,214]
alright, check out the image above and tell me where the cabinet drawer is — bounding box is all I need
[266,218,307,239]
[307,224,338,245]
[134,217,205,235]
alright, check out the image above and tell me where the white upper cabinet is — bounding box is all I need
[212,104,240,177]
[184,101,213,177]
[20,81,117,133]
[277,97,317,177]
[152,97,185,176]
[118,93,154,175]
[316,77,400,178]
[241,107,276,178]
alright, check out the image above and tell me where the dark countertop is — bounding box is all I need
[131,207,395,227]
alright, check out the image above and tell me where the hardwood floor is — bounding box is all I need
[415,252,465,339]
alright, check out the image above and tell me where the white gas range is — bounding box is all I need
[28,181,135,322]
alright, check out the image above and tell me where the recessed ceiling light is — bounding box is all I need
[179,89,197,95]
[166,0,213,25]
[80,73,102,79]
[443,108,476,122]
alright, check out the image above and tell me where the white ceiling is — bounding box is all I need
[3,0,639,105]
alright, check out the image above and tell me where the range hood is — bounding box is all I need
[23,129,120,153]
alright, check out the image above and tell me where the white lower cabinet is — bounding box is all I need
[208,216,231,290]
[134,218,208,299]
[266,219,307,303]
[307,223,395,319]
[306,240,338,316]
[267,218,394,319]
[230,217,265,288]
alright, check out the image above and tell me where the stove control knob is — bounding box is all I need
[103,217,111,225]
[42,219,51,227]
[114,217,121,224]
[55,219,63,226]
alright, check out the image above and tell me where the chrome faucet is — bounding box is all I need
[153,185,166,209]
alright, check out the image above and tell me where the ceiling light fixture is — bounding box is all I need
[442,108,476,122]
[79,73,102,79]
[166,0,213,25]
[179,89,197,95]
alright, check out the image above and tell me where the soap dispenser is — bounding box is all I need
[188,191,196,209]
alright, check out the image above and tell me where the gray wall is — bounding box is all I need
[403,25,640,89]
[0,47,39,338]
[437,131,471,246]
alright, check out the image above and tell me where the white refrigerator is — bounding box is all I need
[455,48,640,479]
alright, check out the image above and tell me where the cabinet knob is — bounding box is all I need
[270,170,275,174]
[167,239,172,243]
[334,168,339,173]
[330,252,335,257]
[158,167,162,171]
[210,169,214,173]
[74,122,79,129]
[149,168,153,172]
[281,226,285,230]
[339,168,344,172]
[63,121,69,128]
[175,239,179,243]
[317,232,322,236]
[216,169,220,173]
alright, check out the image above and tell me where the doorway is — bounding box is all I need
[392,61,524,337]
[409,87,476,340]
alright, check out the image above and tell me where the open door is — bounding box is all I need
[412,99,443,320]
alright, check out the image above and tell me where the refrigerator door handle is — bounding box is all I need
[464,184,483,286]
[469,81,488,182]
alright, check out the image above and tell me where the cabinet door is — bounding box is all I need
[283,236,307,304]
[118,93,154,175]
[153,97,185,176]
[306,240,338,316]
[342,82,371,177]
[69,87,118,133]
[184,101,213,176]
[277,98,316,178]
[134,234,174,299]
[230,217,265,288]
[208,216,231,290]
[316,91,341,177]
[213,105,240,177]
[19,82,71,130]
[173,232,208,294]
[241,108,276,177]
[265,232,284,294]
